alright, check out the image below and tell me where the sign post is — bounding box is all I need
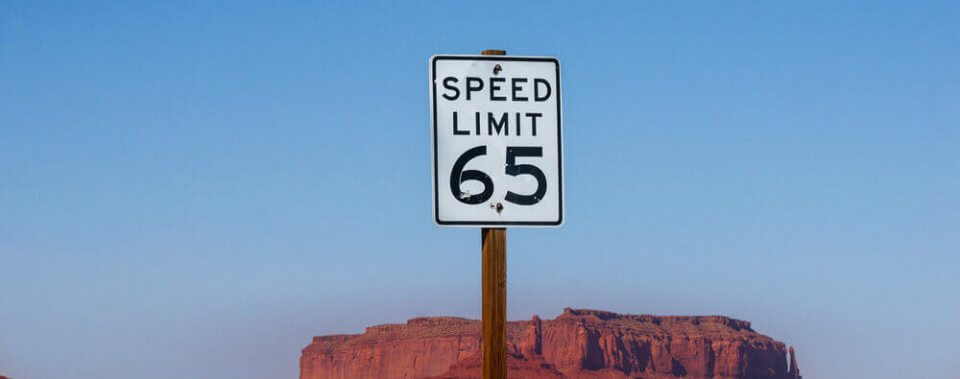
[481,226,506,378]
[430,48,562,379]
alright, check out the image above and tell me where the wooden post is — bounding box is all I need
[481,49,507,379]
[481,227,506,379]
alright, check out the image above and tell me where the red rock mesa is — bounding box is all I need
[301,308,801,378]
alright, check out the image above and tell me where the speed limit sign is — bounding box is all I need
[430,55,563,226]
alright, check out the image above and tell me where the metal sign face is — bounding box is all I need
[430,55,563,227]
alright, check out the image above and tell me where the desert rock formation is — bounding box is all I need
[301,308,800,378]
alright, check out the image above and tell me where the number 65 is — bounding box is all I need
[450,145,547,206]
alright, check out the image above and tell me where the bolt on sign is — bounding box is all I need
[430,55,563,226]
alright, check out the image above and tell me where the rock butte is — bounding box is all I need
[301,308,801,379]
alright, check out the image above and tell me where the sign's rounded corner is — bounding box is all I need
[429,54,447,65]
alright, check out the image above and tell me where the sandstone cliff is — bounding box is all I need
[301,308,800,379]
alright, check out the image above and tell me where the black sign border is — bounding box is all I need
[431,55,563,227]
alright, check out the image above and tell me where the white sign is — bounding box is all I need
[430,55,563,227]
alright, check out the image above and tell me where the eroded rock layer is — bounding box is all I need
[301,308,800,379]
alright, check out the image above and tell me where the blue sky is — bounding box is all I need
[1,1,958,378]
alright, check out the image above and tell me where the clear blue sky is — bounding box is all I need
[1,2,958,378]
